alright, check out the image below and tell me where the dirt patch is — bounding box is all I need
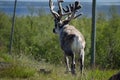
[0,62,12,70]
[38,68,52,74]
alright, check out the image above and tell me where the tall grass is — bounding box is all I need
[0,7,120,79]
[0,53,119,80]
[0,53,35,79]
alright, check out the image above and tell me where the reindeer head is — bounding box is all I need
[49,0,82,34]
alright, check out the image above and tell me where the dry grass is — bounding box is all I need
[0,53,119,80]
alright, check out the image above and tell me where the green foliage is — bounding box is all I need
[11,14,63,64]
[0,7,120,69]
[0,12,11,52]
[0,53,119,80]
[0,53,35,78]
[0,64,35,78]
[0,53,12,62]
[96,7,120,69]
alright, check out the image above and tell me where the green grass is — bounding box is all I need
[0,53,119,80]
[30,66,118,80]
[0,53,36,79]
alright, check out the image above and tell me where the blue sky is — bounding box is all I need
[1,0,120,2]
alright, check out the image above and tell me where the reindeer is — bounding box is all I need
[109,72,120,80]
[49,0,85,74]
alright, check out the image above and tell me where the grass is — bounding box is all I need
[0,53,119,80]
[0,53,36,79]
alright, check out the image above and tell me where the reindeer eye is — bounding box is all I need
[54,19,56,22]
[58,23,63,29]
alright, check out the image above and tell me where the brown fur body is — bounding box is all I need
[55,24,85,74]
[60,24,85,56]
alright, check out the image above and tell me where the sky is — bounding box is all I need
[1,0,120,2]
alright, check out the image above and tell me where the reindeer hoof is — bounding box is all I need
[65,70,71,74]
[65,71,69,74]
[71,72,76,75]
[71,70,76,75]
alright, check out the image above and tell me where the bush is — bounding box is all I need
[0,7,120,69]
[0,64,35,78]
[0,53,35,78]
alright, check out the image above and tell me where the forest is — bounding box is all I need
[0,6,120,79]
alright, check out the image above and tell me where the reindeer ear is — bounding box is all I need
[63,20,69,25]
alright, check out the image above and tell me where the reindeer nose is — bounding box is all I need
[53,28,55,33]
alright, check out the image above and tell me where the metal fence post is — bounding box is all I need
[91,0,96,68]
[9,0,17,54]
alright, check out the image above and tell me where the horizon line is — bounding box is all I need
[0,0,120,2]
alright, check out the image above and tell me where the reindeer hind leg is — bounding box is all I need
[80,49,84,74]
[64,55,71,73]
[71,53,76,75]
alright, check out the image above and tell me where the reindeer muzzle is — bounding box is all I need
[53,28,55,33]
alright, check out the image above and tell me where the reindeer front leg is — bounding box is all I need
[71,53,76,75]
[64,55,71,73]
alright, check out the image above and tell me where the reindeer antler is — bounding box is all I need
[63,1,82,22]
[49,0,82,22]
[49,0,71,20]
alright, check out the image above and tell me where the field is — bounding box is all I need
[0,6,120,80]
[0,53,119,80]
